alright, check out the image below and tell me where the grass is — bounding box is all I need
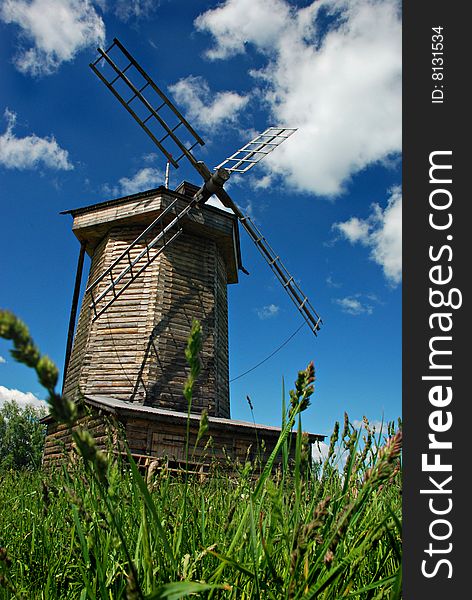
[0,413,401,599]
[0,313,402,599]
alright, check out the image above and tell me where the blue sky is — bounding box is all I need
[0,0,401,443]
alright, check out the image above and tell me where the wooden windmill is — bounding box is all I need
[44,39,325,470]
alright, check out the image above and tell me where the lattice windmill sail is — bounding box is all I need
[61,38,322,422]
[215,127,297,174]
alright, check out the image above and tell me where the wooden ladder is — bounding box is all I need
[86,197,197,321]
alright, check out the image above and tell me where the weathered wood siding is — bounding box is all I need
[63,234,108,400]
[63,188,235,418]
[70,192,239,283]
[42,412,113,469]
[43,402,320,472]
[125,416,292,466]
[142,231,230,417]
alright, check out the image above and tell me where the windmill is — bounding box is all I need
[62,38,322,422]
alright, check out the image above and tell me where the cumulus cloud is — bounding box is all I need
[118,167,163,195]
[168,76,249,129]
[195,0,401,196]
[335,218,370,244]
[312,439,348,468]
[333,186,402,284]
[312,440,330,463]
[0,356,6,364]
[256,304,280,319]
[104,166,164,197]
[195,0,290,60]
[0,108,73,170]
[334,296,373,316]
[0,385,47,410]
[0,0,105,76]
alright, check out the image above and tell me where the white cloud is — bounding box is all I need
[195,0,291,60]
[142,152,159,164]
[0,0,105,76]
[312,440,348,468]
[205,196,232,212]
[113,0,156,22]
[335,296,373,316]
[240,199,256,220]
[256,304,280,319]
[326,275,341,289]
[368,188,402,284]
[168,75,249,129]
[119,168,163,195]
[251,174,274,190]
[0,356,6,364]
[0,108,73,170]
[104,166,164,197]
[0,385,47,410]
[333,186,402,284]
[335,218,370,243]
[312,440,330,463]
[195,0,401,196]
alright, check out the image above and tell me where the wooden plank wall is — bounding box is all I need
[82,224,158,399]
[63,223,231,418]
[144,231,230,418]
[71,193,238,282]
[124,416,293,467]
[42,412,113,469]
[63,234,108,400]
[43,408,304,473]
[64,225,156,401]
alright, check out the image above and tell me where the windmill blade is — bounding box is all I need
[89,41,296,185]
[215,127,297,174]
[213,186,322,335]
[210,133,321,335]
[241,215,322,335]
[90,38,207,178]
[86,197,198,321]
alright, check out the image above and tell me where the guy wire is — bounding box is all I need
[230,321,306,383]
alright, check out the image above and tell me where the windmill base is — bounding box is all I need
[41,395,325,474]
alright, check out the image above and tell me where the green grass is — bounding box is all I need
[0,313,402,599]
[0,414,402,600]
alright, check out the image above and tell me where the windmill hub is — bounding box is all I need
[196,167,231,206]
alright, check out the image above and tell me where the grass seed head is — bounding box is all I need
[36,355,59,393]
[364,430,403,485]
[289,361,315,416]
[48,392,77,427]
[327,421,339,463]
[0,548,11,568]
[323,549,334,566]
[196,409,209,445]
[341,411,350,442]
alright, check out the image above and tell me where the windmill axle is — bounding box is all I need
[195,167,230,205]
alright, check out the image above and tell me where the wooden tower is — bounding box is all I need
[63,182,241,418]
